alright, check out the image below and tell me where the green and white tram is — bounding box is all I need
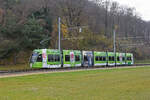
[30,49,134,68]
[94,51,107,66]
[30,49,61,68]
[63,50,82,68]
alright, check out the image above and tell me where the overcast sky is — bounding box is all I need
[113,0,150,21]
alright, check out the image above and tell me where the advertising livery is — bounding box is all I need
[30,49,134,68]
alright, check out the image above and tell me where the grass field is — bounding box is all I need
[0,66,150,100]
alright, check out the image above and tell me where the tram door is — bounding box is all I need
[82,51,93,67]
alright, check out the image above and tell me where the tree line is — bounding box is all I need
[0,0,150,64]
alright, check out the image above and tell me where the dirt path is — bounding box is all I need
[0,66,148,78]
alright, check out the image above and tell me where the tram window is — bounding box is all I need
[30,53,38,63]
[65,55,70,62]
[117,57,120,61]
[96,56,99,61]
[56,55,60,62]
[123,57,125,61]
[109,57,111,61]
[127,57,129,60]
[96,56,105,61]
[54,55,60,62]
[109,56,115,61]
[37,54,42,62]
[48,55,53,62]
[75,55,80,61]
[53,55,56,61]
[84,56,88,61]
[103,57,106,61]
[112,57,115,61]
[127,57,131,61]
[48,55,60,62]
[99,57,102,61]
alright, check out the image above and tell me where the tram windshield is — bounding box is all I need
[30,52,39,63]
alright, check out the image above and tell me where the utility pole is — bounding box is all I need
[105,0,108,36]
[114,25,118,66]
[113,28,116,55]
[113,28,116,66]
[58,17,61,51]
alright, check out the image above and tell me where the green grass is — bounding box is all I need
[0,64,30,71]
[0,66,150,100]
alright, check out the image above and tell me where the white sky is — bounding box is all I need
[113,0,150,21]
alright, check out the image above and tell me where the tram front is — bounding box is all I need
[29,50,43,68]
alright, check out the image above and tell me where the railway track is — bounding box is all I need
[0,64,150,75]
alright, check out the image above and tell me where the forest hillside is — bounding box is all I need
[0,0,150,64]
